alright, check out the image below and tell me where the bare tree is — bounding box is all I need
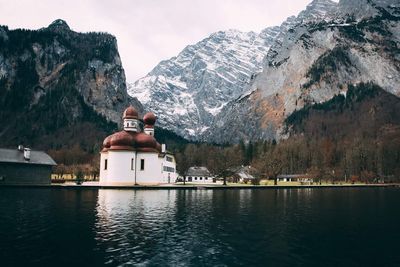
[254,148,283,185]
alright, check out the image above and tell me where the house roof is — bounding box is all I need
[0,148,57,166]
[228,166,259,179]
[186,166,211,177]
[229,166,257,179]
[236,171,255,180]
[158,151,175,157]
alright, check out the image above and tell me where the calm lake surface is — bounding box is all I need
[0,187,399,267]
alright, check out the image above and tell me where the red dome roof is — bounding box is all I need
[102,131,161,152]
[101,135,112,152]
[135,132,161,152]
[143,112,156,126]
[123,106,138,119]
[109,131,136,150]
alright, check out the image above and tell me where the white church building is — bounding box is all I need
[99,106,177,184]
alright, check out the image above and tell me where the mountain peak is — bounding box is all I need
[48,19,70,31]
[297,0,338,22]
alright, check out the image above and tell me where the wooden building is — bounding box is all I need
[0,146,56,185]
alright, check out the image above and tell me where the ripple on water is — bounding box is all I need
[1,188,400,266]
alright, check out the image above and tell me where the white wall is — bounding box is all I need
[136,152,163,183]
[106,151,136,183]
[161,154,177,183]
[99,152,108,183]
[100,151,178,184]
[186,176,213,183]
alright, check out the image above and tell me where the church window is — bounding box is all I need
[140,159,145,170]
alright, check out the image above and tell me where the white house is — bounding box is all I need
[277,174,314,184]
[228,166,258,183]
[185,166,214,183]
[99,106,177,184]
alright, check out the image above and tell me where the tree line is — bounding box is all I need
[49,129,400,184]
[174,129,400,184]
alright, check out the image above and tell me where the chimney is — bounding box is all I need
[24,148,31,161]
[18,145,24,151]
[161,144,166,153]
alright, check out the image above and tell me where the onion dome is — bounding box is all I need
[143,112,156,128]
[123,106,138,119]
[109,131,135,150]
[135,132,160,152]
[101,135,112,152]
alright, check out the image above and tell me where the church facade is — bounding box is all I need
[99,106,177,184]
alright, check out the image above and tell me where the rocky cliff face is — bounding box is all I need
[127,0,348,140]
[128,27,282,138]
[0,20,142,149]
[203,0,400,143]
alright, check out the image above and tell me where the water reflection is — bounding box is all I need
[94,189,326,266]
[95,189,225,266]
[1,188,400,266]
[93,188,400,266]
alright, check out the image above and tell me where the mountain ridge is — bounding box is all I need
[128,23,283,138]
[127,0,344,140]
[128,0,399,144]
[202,0,400,143]
[0,20,142,153]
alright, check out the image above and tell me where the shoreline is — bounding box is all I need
[0,183,399,190]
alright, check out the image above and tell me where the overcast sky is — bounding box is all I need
[0,0,314,82]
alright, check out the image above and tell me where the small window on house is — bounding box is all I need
[131,158,134,170]
[205,177,208,180]
[195,177,197,180]
[140,159,145,170]
[200,177,202,180]
[104,159,108,170]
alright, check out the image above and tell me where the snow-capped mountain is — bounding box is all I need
[203,0,400,143]
[129,0,399,143]
[128,0,340,139]
[128,27,283,138]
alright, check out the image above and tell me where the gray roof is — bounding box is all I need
[236,171,255,180]
[0,148,57,166]
[186,166,211,177]
[229,166,258,179]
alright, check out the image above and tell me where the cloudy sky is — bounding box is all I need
[0,0,314,82]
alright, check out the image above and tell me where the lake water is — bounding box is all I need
[0,187,399,266]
